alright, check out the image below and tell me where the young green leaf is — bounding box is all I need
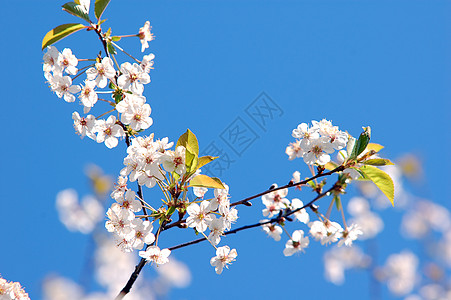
[95,0,111,20]
[106,42,116,54]
[197,156,218,169]
[359,165,395,206]
[350,126,371,159]
[42,23,86,50]
[62,2,91,23]
[189,174,225,189]
[176,129,199,156]
[362,158,394,166]
[185,150,198,173]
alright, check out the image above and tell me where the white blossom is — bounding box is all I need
[139,246,171,265]
[283,230,310,256]
[210,246,237,274]
[139,21,155,52]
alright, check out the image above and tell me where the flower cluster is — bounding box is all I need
[43,21,156,150]
[260,182,363,256]
[0,276,30,300]
[286,119,348,165]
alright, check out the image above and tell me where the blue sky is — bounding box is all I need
[1,0,449,299]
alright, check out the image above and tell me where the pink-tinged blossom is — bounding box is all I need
[86,57,116,88]
[58,48,78,75]
[303,137,335,165]
[312,119,348,150]
[210,246,237,274]
[262,185,290,217]
[43,45,61,73]
[139,246,171,265]
[94,115,125,149]
[121,101,153,131]
[52,74,81,102]
[186,200,213,233]
[139,21,155,52]
[261,220,283,241]
[72,112,96,139]
[210,183,230,211]
[208,216,226,245]
[0,276,30,300]
[193,187,208,198]
[141,53,155,73]
[162,146,186,175]
[117,62,150,94]
[79,80,98,108]
[105,203,135,236]
[338,223,363,247]
[128,218,155,250]
[117,189,142,212]
[219,205,238,230]
[283,230,310,256]
[286,140,304,160]
[111,176,128,201]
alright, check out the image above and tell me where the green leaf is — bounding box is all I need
[95,0,111,20]
[106,42,116,54]
[167,206,176,217]
[111,36,121,42]
[363,158,394,166]
[176,129,199,156]
[197,156,218,169]
[350,126,371,159]
[42,23,86,50]
[366,143,384,153]
[185,150,198,173]
[189,174,225,189]
[62,2,90,22]
[359,165,395,206]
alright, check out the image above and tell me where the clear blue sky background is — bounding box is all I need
[0,0,449,299]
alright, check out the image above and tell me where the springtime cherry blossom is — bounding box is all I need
[193,186,208,198]
[79,80,98,109]
[128,218,155,249]
[139,246,171,265]
[141,53,155,73]
[86,57,116,88]
[186,200,213,233]
[58,48,78,75]
[261,185,290,217]
[290,198,310,224]
[117,189,142,212]
[210,246,237,274]
[117,62,150,95]
[139,21,155,52]
[283,230,310,256]
[0,276,30,300]
[43,45,61,73]
[338,223,363,247]
[52,74,81,102]
[94,115,125,149]
[105,203,135,236]
[261,220,283,241]
[162,146,186,175]
[72,112,96,139]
